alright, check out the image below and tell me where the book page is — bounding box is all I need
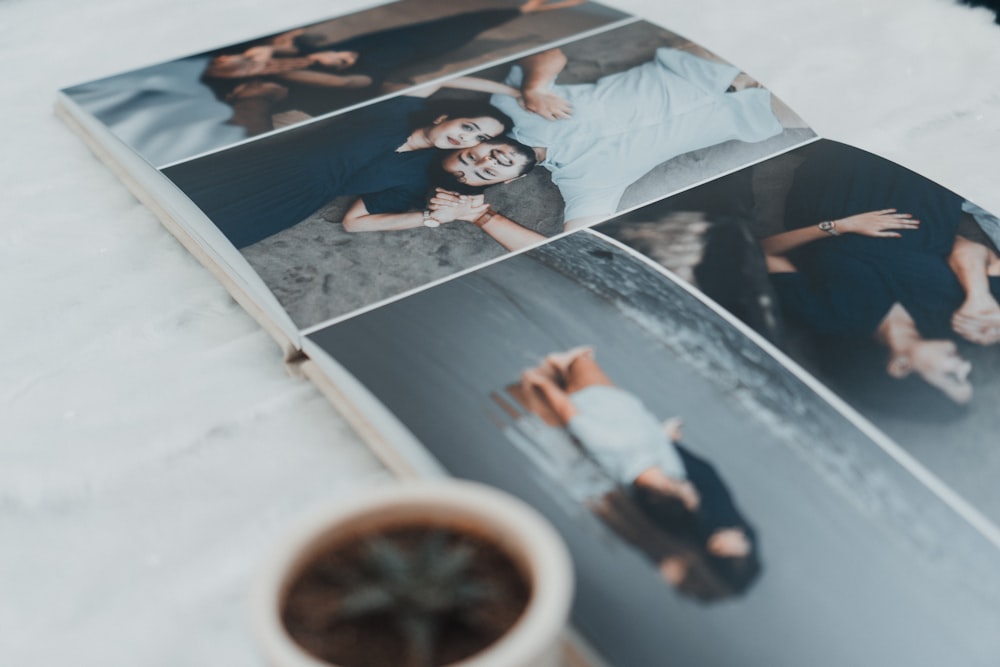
[305,229,1000,666]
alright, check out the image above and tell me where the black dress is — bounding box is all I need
[209,9,523,117]
[300,9,522,86]
[631,444,761,593]
[163,95,437,248]
[675,446,761,591]
[770,143,993,340]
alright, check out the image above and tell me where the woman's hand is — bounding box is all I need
[833,208,919,237]
[428,188,488,223]
[520,89,573,120]
[761,208,919,263]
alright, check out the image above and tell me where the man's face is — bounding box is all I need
[441,142,530,187]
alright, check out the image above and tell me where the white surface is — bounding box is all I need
[2,1,999,666]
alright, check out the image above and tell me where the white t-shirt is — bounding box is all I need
[491,47,784,222]
[963,199,1000,251]
[567,385,686,486]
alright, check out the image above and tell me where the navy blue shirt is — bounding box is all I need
[164,95,436,248]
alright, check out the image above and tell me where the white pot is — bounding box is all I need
[251,480,575,667]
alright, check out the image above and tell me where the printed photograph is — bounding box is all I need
[307,231,1000,667]
[508,345,761,598]
[62,0,631,167]
[597,139,1000,521]
[162,20,815,329]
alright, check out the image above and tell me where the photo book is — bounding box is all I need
[55,1,1000,664]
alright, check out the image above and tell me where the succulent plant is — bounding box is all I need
[334,530,497,667]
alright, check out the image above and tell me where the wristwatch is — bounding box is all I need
[422,209,440,228]
[818,220,840,236]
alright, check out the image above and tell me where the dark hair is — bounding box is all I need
[671,551,754,602]
[627,485,761,601]
[410,99,514,136]
[704,549,762,594]
[429,136,538,194]
[500,136,538,174]
[634,490,698,535]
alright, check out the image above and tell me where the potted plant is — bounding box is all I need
[251,480,574,667]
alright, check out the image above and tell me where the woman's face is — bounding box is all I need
[427,116,505,149]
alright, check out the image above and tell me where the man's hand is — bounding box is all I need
[520,89,573,120]
[428,188,489,223]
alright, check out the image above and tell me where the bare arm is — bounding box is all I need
[949,235,1000,344]
[517,49,572,120]
[760,209,920,260]
[342,198,428,233]
[950,235,998,302]
[401,76,521,99]
[277,69,372,89]
[475,210,548,251]
[428,190,546,251]
[519,48,567,91]
[344,194,491,233]
[521,368,577,425]
[758,224,830,259]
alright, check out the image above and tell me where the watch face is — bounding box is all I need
[424,217,440,228]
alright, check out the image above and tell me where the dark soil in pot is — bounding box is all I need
[281,525,531,667]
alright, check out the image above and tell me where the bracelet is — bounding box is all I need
[472,209,497,228]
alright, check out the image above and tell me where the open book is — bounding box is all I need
[56,1,1000,664]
